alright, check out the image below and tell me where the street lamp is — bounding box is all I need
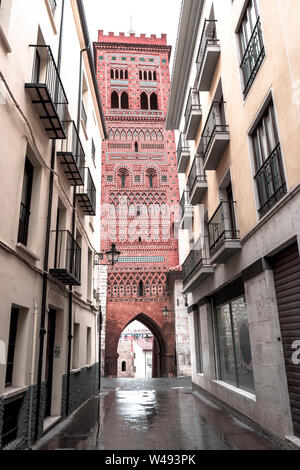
[94,243,121,266]
[163,306,170,317]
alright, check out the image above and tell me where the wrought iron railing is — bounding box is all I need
[187,156,207,196]
[60,120,85,171]
[196,19,219,81]
[180,191,191,220]
[240,18,265,97]
[81,101,88,128]
[182,236,210,285]
[77,167,96,214]
[177,132,190,164]
[29,45,68,123]
[198,101,228,162]
[254,144,286,218]
[52,230,81,283]
[184,88,201,133]
[208,201,240,256]
[17,203,31,245]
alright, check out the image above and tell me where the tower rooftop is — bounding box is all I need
[97,30,168,46]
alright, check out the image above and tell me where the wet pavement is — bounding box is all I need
[35,378,278,450]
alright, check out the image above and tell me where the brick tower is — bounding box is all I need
[94,31,180,377]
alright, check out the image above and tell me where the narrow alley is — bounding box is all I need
[34,378,278,451]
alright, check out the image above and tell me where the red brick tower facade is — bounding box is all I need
[94,31,179,377]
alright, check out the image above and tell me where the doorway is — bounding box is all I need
[45,309,56,418]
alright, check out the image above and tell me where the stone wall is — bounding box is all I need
[61,363,98,418]
[117,338,135,378]
[173,279,191,376]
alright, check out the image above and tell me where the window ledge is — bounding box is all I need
[212,380,256,401]
[0,25,12,53]
[2,385,28,400]
[16,243,40,261]
[86,364,93,370]
[71,368,81,375]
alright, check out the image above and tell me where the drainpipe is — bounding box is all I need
[65,46,88,417]
[34,0,66,442]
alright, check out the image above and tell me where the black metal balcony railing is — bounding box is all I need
[25,45,68,139]
[48,0,57,15]
[76,167,96,216]
[177,133,190,165]
[180,191,190,219]
[254,144,287,218]
[50,230,81,285]
[240,18,265,98]
[208,201,240,256]
[187,156,207,196]
[17,203,30,246]
[196,19,219,81]
[58,121,85,186]
[184,88,201,133]
[182,237,210,286]
[199,101,228,162]
[81,101,87,128]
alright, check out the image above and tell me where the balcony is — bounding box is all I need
[182,237,214,293]
[208,201,241,264]
[50,230,81,286]
[180,191,193,229]
[187,156,207,205]
[196,20,220,92]
[177,133,190,173]
[25,45,68,139]
[57,121,85,186]
[184,89,202,141]
[254,144,287,218]
[198,101,230,171]
[76,168,96,216]
[241,18,265,98]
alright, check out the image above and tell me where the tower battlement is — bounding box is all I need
[98,30,168,46]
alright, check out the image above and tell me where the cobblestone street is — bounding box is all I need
[34,378,278,451]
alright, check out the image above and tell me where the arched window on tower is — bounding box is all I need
[118,168,129,188]
[120,70,124,79]
[135,141,138,153]
[125,70,128,79]
[110,69,114,79]
[143,71,147,81]
[121,91,129,109]
[148,71,152,81]
[115,69,119,79]
[150,92,158,110]
[121,361,126,372]
[138,280,144,297]
[146,169,158,188]
[111,91,119,109]
[153,71,157,81]
[141,92,148,110]
[139,70,142,80]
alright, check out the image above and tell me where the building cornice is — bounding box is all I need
[94,42,172,58]
[166,0,204,130]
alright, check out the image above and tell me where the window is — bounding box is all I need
[91,138,96,164]
[140,92,148,110]
[143,71,147,80]
[120,70,124,79]
[122,361,126,372]
[87,249,93,300]
[121,91,129,109]
[125,70,128,79]
[214,296,254,393]
[139,71,142,80]
[118,169,129,188]
[110,69,114,79]
[138,281,144,297]
[115,69,119,79]
[2,397,23,448]
[148,71,152,80]
[251,101,286,217]
[5,308,19,387]
[146,169,157,188]
[48,0,57,16]
[153,71,157,81]
[194,311,203,373]
[111,91,119,109]
[134,142,138,153]
[86,327,91,365]
[72,323,80,369]
[238,0,265,97]
[18,158,33,246]
[150,92,158,110]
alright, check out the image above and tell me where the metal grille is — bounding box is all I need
[273,243,300,437]
[182,237,210,285]
[184,89,201,133]
[177,132,190,164]
[187,156,207,195]
[208,201,239,255]
[50,230,81,285]
[196,19,219,81]
[198,101,228,163]
[240,18,265,97]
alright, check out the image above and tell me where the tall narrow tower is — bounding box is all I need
[94,31,180,377]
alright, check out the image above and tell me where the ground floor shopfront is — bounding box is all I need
[186,185,300,446]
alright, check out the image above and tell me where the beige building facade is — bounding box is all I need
[167,0,300,447]
[0,0,106,449]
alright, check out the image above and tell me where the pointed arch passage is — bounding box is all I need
[111,91,119,109]
[141,92,148,110]
[121,91,129,109]
[150,92,158,110]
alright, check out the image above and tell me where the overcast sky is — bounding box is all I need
[83,0,182,70]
